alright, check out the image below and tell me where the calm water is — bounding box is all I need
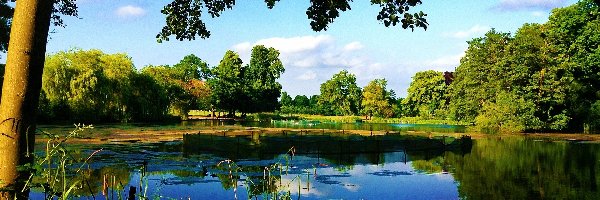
[31,126,600,199]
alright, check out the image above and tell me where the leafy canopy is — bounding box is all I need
[157,0,427,42]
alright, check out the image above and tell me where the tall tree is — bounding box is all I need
[448,30,512,122]
[173,54,207,81]
[208,50,245,116]
[361,79,395,118]
[318,70,362,116]
[279,91,294,114]
[242,45,285,114]
[0,1,67,195]
[546,0,600,131]
[403,70,447,119]
[42,49,138,122]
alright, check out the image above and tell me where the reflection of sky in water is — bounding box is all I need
[31,135,462,199]
[119,159,458,200]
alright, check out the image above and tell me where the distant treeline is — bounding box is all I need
[0,45,285,123]
[401,0,600,133]
[279,71,401,118]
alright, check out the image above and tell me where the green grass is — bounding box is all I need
[294,114,467,125]
[187,110,469,125]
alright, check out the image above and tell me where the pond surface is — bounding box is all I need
[30,128,600,199]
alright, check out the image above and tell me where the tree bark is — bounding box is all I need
[0,0,53,196]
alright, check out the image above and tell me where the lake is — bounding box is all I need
[30,122,600,199]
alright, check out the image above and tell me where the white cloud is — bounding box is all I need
[297,71,317,80]
[494,0,566,11]
[233,35,389,96]
[444,25,490,39]
[343,42,364,52]
[232,35,375,70]
[115,5,146,18]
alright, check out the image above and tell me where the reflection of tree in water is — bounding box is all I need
[183,133,472,168]
[445,137,600,199]
[31,164,131,198]
[180,133,473,198]
[246,175,282,199]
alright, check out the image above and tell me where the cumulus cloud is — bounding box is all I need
[232,35,387,96]
[494,0,566,11]
[343,42,364,52]
[444,25,490,39]
[232,35,375,71]
[115,5,146,18]
[297,71,317,80]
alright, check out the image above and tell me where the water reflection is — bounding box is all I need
[446,137,600,199]
[28,133,600,199]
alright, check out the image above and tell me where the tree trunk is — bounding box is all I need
[0,0,53,197]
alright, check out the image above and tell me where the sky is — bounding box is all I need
[0,0,579,97]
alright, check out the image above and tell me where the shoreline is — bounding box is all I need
[34,126,600,145]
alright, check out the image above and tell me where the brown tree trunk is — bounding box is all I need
[0,0,53,197]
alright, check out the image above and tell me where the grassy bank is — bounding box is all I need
[188,110,468,125]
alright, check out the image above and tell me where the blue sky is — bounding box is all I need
[0,0,578,97]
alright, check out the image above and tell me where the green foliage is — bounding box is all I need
[40,49,210,122]
[403,70,447,119]
[318,70,362,116]
[128,72,170,121]
[172,54,207,81]
[242,45,285,113]
[442,1,600,132]
[546,0,600,130]
[589,100,600,132]
[42,49,137,122]
[448,30,512,123]
[157,0,427,42]
[361,79,396,118]
[141,56,210,120]
[475,92,538,133]
[205,46,285,116]
[446,137,600,199]
[208,50,246,116]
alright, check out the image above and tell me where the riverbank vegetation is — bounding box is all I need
[401,0,600,133]
[33,45,284,123]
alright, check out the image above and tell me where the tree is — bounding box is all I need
[128,72,170,121]
[403,70,447,119]
[42,49,138,122]
[448,30,511,122]
[279,91,294,115]
[318,70,362,116]
[361,79,395,118]
[0,0,78,196]
[545,0,600,130]
[173,54,207,81]
[293,95,310,113]
[141,61,202,120]
[242,45,285,114]
[157,0,428,42]
[208,50,246,116]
